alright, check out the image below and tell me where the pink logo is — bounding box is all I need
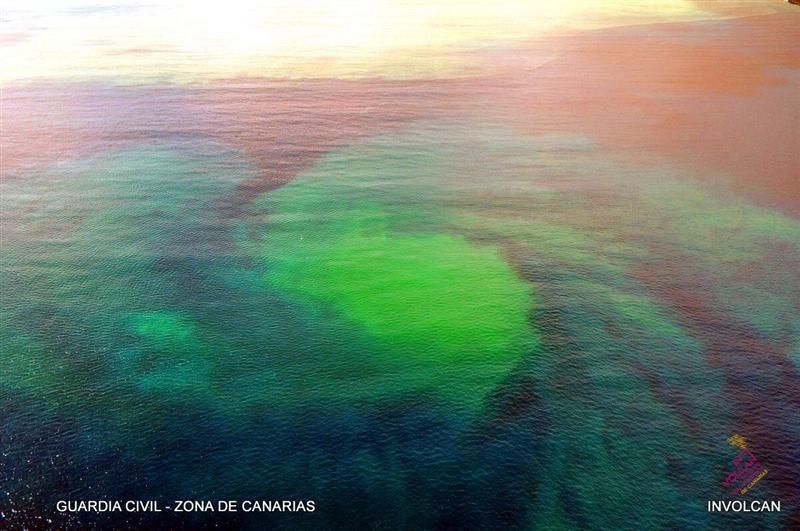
[721,434,768,495]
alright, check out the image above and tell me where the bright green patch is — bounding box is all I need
[261,201,537,407]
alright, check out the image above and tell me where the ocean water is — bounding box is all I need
[3,113,799,528]
[2,5,800,531]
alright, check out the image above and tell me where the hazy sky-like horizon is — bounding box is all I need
[2,0,791,82]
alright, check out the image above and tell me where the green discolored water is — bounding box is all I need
[1,120,798,529]
[259,201,537,407]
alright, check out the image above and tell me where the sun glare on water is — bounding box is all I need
[0,0,723,81]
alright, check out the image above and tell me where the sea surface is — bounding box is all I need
[1,4,799,530]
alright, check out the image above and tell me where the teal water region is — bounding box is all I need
[1,121,799,529]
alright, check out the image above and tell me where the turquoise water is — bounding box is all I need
[2,115,799,529]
